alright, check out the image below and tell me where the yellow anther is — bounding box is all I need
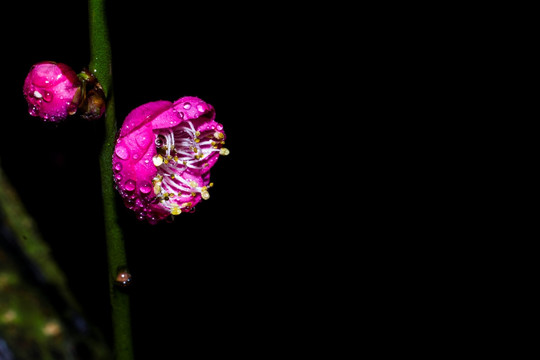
[209,182,214,187]
[171,207,182,215]
[201,189,210,200]
[189,181,197,188]
[195,131,201,137]
[195,138,200,143]
[220,148,230,155]
[152,154,164,166]
[191,192,197,197]
[173,156,179,162]
[170,174,175,179]
[214,131,224,139]
[153,181,162,195]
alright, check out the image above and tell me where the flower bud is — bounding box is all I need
[77,69,106,121]
[23,61,81,122]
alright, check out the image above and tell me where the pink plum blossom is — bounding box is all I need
[113,96,229,223]
[23,61,81,122]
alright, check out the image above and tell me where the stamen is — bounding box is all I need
[149,119,223,216]
[153,180,162,195]
[153,154,164,166]
[201,187,210,200]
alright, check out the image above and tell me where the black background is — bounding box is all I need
[1,1,318,358]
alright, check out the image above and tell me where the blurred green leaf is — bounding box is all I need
[1,160,112,360]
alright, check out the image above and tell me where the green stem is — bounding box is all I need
[88,1,133,359]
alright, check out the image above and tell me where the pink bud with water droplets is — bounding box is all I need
[23,61,82,122]
[113,96,229,224]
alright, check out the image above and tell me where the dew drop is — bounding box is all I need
[136,134,151,148]
[43,91,53,102]
[140,183,152,194]
[67,101,77,115]
[197,104,205,113]
[124,180,136,192]
[114,267,132,288]
[28,105,39,116]
[114,162,123,171]
[155,135,165,148]
[133,153,140,160]
[115,174,123,181]
[115,144,129,159]
[183,102,191,109]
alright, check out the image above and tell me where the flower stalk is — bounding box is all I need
[88,0,133,359]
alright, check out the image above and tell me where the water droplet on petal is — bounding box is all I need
[114,162,123,171]
[115,144,129,159]
[140,183,152,194]
[197,104,205,112]
[124,180,136,191]
[28,105,39,116]
[136,134,151,148]
[43,91,53,102]
[183,102,191,109]
[133,153,140,160]
[115,174,123,181]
